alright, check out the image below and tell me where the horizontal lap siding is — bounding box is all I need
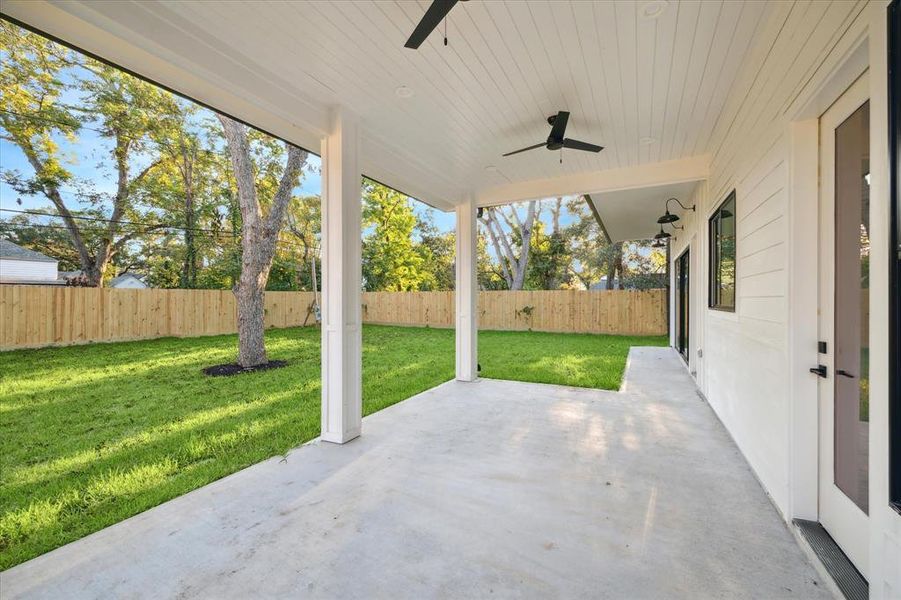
[668,0,869,517]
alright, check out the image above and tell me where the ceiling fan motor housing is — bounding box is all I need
[501,110,603,158]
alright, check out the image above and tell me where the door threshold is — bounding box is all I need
[793,519,867,600]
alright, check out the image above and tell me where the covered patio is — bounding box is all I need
[1,349,827,599]
[1,0,899,597]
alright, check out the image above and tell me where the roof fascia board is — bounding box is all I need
[475,155,710,207]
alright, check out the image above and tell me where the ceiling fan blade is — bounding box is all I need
[562,138,604,153]
[405,0,459,49]
[548,111,570,140]
[502,142,547,157]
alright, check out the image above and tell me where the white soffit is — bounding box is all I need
[0,0,771,210]
[592,180,700,242]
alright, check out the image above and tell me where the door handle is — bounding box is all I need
[809,365,827,378]
[836,369,856,378]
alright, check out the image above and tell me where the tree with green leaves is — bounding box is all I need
[362,180,435,291]
[285,194,321,291]
[620,241,667,290]
[0,23,179,286]
[415,214,454,291]
[527,198,573,290]
[565,196,612,290]
[147,104,226,289]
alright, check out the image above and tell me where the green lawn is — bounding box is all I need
[0,325,665,569]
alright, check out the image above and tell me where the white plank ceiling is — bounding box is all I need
[2,0,774,211]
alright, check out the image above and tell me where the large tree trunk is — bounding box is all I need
[510,201,537,290]
[235,250,269,366]
[218,114,306,367]
[181,150,197,288]
[182,194,196,288]
[606,242,624,290]
[480,213,513,288]
[483,201,537,290]
[551,197,562,234]
[612,241,625,290]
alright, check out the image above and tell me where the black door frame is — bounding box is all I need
[675,248,690,362]
[888,0,901,513]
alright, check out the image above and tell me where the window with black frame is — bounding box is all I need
[709,191,737,311]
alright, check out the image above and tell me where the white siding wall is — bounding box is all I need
[0,258,58,281]
[670,2,899,595]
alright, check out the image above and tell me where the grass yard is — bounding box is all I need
[0,325,665,569]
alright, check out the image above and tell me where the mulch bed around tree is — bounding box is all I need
[202,360,289,377]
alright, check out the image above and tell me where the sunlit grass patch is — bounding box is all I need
[479,330,666,390]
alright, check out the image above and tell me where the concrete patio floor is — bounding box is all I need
[1,347,829,599]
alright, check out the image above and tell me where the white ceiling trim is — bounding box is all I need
[475,154,709,207]
[1,0,750,214]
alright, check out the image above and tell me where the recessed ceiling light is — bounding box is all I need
[640,136,658,146]
[395,85,414,99]
[484,165,498,173]
[641,1,668,19]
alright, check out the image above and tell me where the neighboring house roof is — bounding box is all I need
[109,273,147,288]
[0,239,57,263]
[58,271,149,288]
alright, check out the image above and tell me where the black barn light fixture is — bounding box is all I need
[657,197,696,224]
[654,226,671,240]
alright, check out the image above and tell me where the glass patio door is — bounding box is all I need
[817,72,869,578]
[675,248,689,361]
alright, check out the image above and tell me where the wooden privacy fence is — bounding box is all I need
[0,287,315,350]
[363,290,666,336]
[0,286,666,349]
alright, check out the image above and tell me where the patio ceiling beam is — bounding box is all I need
[455,196,478,382]
[320,108,362,444]
[582,194,613,245]
[474,155,710,208]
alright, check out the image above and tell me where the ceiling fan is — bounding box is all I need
[405,0,463,49]
[502,111,604,162]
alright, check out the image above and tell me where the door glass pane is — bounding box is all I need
[676,250,689,359]
[833,101,869,514]
[720,196,736,307]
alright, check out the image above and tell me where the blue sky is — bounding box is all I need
[0,129,578,239]
[0,123,464,233]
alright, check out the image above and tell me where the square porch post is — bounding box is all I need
[455,196,478,381]
[320,108,362,444]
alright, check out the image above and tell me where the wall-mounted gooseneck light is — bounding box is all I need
[654,226,671,240]
[657,197,696,224]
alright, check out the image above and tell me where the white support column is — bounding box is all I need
[320,108,362,444]
[455,196,478,381]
